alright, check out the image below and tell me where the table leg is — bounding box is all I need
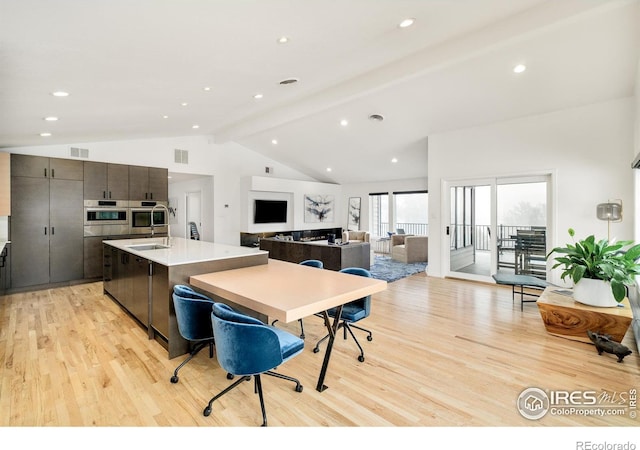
[316,304,344,392]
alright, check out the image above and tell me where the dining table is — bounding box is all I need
[189,258,387,392]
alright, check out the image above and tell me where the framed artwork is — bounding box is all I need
[347,197,361,230]
[304,194,334,223]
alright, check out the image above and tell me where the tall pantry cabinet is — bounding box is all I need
[10,155,84,288]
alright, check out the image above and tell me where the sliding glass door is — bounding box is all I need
[445,175,550,282]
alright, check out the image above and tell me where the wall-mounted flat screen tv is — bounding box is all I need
[254,199,287,224]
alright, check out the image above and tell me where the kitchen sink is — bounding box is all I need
[126,243,171,251]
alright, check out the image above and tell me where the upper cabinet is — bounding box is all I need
[0,153,9,216]
[11,154,83,180]
[84,161,129,200]
[129,165,168,202]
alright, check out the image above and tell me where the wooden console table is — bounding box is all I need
[537,287,633,343]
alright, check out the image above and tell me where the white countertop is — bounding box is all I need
[104,237,267,267]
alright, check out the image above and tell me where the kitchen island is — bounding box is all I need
[103,236,268,358]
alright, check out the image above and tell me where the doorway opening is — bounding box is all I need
[445,175,550,282]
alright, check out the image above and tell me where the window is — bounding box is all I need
[393,190,428,236]
[369,192,389,238]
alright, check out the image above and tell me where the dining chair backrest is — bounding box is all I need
[299,259,323,268]
[172,285,215,342]
[211,303,284,376]
[338,267,372,317]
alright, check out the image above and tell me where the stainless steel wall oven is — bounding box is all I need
[129,201,168,235]
[83,200,130,236]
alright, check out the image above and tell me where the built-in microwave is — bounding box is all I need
[129,201,168,235]
[83,200,130,236]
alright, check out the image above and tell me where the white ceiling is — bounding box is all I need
[1,0,638,184]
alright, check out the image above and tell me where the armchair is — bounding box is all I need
[342,230,370,243]
[391,235,428,264]
[204,303,304,426]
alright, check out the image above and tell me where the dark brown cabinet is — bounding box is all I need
[10,155,83,288]
[103,244,150,326]
[83,161,129,200]
[129,165,168,201]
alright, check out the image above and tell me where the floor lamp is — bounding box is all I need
[596,200,622,242]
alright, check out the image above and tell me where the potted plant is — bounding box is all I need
[547,228,640,307]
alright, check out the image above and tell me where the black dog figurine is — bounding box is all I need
[587,330,632,363]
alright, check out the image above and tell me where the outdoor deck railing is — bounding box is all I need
[451,225,544,251]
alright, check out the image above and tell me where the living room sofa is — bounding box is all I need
[391,235,428,264]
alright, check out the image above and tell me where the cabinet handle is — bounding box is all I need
[103,191,106,199]
[145,192,148,200]
[149,192,153,200]
[44,227,47,235]
[51,168,55,178]
[44,168,47,178]
[51,227,55,235]
[109,191,112,199]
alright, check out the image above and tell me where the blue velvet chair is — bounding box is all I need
[204,303,304,427]
[170,284,216,383]
[271,259,324,339]
[313,267,373,362]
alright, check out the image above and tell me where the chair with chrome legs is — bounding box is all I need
[170,284,216,384]
[313,267,373,362]
[204,303,304,427]
[271,259,324,339]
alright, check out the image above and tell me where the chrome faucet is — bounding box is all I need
[151,203,171,246]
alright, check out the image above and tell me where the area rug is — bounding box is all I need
[369,255,427,283]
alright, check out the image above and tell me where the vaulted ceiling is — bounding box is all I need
[1,0,638,184]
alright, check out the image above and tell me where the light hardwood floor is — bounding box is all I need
[0,273,638,428]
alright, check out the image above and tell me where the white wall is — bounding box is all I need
[242,176,342,234]
[428,97,636,284]
[1,135,316,245]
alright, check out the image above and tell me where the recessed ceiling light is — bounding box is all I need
[277,36,290,44]
[181,102,188,106]
[271,139,278,145]
[51,91,69,97]
[513,64,527,74]
[162,115,169,119]
[254,93,264,99]
[368,114,384,122]
[40,132,52,137]
[279,78,299,85]
[391,158,398,163]
[203,86,212,91]
[340,119,349,127]
[44,116,58,121]
[399,18,415,28]
[192,124,199,129]
[326,167,332,172]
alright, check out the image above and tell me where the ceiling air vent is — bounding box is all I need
[69,147,89,158]
[368,114,384,122]
[175,149,189,164]
[265,166,274,175]
[279,78,299,85]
